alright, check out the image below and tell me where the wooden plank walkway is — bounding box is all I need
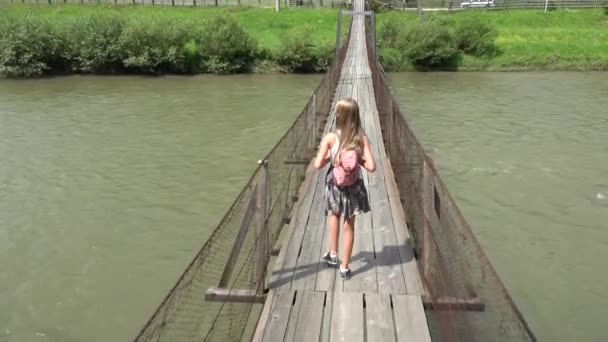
[252,0,431,340]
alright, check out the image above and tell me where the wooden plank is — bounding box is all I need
[363,89,408,294]
[204,287,265,304]
[321,292,333,342]
[365,293,396,342]
[267,171,320,291]
[293,172,327,290]
[262,290,296,342]
[284,289,304,341]
[366,80,425,295]
[330,291,364,342]
[251,290,276,342]
[291,291,326,341]
[391,294,432,342]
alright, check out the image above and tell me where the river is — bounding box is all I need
[0,72,606,342]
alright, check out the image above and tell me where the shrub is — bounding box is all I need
[400,22,460,69]
[315,42,335,72]
[118,16,190,74]
[379,47,407,72]
[68,13,124,73]
[378,20,402,49]
[275,27,319,73]
[0,15,70,77]
[454,17,497,57]
[198,16,256,74]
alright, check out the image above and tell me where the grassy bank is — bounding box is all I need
[0,5,347,77]
[378,9,608,71]
[0,5,607,77]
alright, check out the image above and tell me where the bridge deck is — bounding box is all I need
[252,1,431,340]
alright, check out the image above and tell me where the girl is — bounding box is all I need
[313,97,376,280]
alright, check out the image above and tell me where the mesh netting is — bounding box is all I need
[363,10,537,342]
[132,25,351,342]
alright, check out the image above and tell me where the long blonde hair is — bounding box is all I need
[335,98,363,162]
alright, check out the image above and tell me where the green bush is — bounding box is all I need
[400,22,460,69]
[68,13,124,73]
[275,27,331,73]
[0,15,70,77]
[454,17,497,57]
[379,47,407,72]
[378,20,402,49]
[118,16,191,74]
[198,16,256,74]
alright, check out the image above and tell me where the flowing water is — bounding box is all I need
[0,72,606,342]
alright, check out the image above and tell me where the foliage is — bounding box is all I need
[454,17,497,57]
[198,16,257,74]
[400,22,460,69]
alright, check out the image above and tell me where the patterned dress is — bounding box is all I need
[324,132,371,217]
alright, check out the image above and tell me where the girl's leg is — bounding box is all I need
[328,212,340,255]
[341,215,355,270]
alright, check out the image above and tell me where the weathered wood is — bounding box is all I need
[292,172,327,290]
[253,0,432,339]
[423,296,485,312]
[368,82,425,296]
[291,291,326,341]
[204,287,266,304]
[262,290,296,342]
[365,293,396,342]
[330,291,364,342]
[392,295,432,342]
[218,187,257,288]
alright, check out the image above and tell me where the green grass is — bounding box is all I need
[377,9,608,71]
[0,4,346,48]
[0,5,606,73]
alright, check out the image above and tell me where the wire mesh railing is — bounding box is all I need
[132,19,351,342]
[364,5,537,341]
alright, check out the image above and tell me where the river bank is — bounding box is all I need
[0,5,606,77]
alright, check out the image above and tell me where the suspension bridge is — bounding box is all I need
[133,0,538,340]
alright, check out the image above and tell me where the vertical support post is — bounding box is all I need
[255,160,269,293]
[420,158,434,282]
[371,11,377,57]
[417,0,424,23]
[312,92,317,147]
[335,9,343,52]
[275,0,279,11]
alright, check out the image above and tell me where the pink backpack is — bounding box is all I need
[332,149,359,187]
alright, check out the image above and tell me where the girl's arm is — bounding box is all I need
[361,135,376,173]
[314,133,333,169]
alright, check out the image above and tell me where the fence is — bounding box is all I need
[364,5,537,342]
[0,0,348,7]
[377,0,607,10]
[130,17,351,342]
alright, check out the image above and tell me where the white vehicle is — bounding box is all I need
[460,0,495,7]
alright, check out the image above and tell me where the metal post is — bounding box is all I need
[312,92,317,145]
[371,11,377,56]
[420,158,433,281]
[335,10,343,52]
[255,160,269,293]
[275,0,279,11]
